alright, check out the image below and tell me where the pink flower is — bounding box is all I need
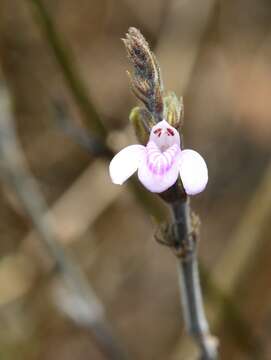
[109,120,208,195]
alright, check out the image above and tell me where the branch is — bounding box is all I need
[52,101,166,222]
[171,200,218,360]
[28,0,107,139]
[53,101,113,158]
[0,81,128,360]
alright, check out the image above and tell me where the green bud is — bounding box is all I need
[129,106,155,145]
[163,92,184,130]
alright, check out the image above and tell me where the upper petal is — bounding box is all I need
[179,149,208,195]
[109,145,146,185]
[149,119,180,149]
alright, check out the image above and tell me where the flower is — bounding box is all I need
[109,120,208,195]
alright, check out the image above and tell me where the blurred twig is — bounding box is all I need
[53,100,113,158]
[157,0,216,93]
[52,100,166,222]
[28,0,106,139]
[0,81,129,360]
[211,162,271,293]
[0,158,123,304]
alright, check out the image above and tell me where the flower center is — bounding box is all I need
[146,141,179,175]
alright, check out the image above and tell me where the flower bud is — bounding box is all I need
[129,106,155,145]
[163,92,184,130]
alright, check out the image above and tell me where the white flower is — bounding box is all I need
[109,120,208,195]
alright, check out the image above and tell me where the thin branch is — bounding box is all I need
[52,101,166,222]
[171,200,218,360]
[0,157,124,306]
[53,101,113,158]
[0,81,128,360]
[28,0,107,139]
[156,0,217,93]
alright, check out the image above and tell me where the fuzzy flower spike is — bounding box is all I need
[109,119,208,195]
[109,27,208,196]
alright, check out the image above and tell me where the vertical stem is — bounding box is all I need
[171,200,218,360]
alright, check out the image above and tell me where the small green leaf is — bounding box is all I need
[129,106,155,145]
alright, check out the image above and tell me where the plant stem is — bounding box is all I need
[171,200,218,360]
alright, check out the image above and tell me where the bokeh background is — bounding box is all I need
[0,0,271,359]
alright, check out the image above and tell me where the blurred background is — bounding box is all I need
[0,0,271,359]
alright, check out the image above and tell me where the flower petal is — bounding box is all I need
[179,149,208,195]
[149,120,181,149]
[138,154,180,193]
[109,145,146,185]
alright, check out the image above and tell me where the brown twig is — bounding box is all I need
[28,0,107,139]
[0,80,129,360]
